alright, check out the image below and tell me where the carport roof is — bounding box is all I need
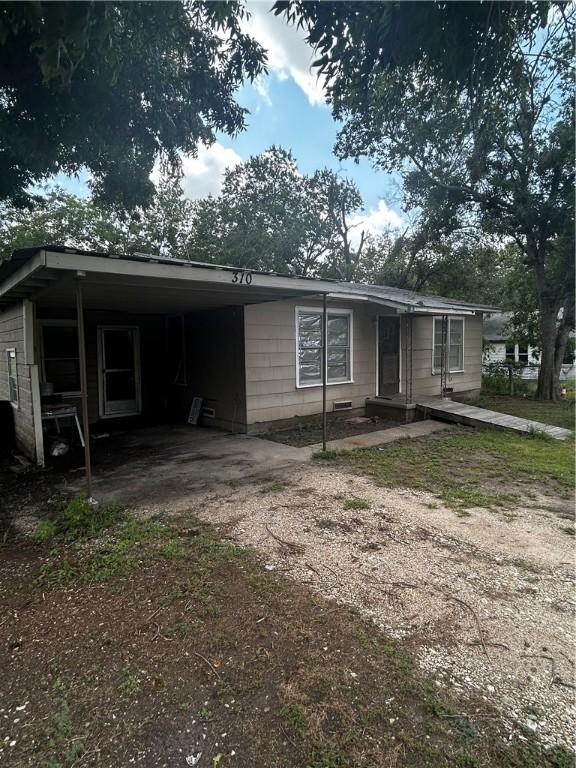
[0,245,499,315]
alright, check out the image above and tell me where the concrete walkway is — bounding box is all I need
[416,398,572,440]
[307,419,449,452]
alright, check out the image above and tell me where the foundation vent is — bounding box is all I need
[202,407,216,419]
[333,400,353,412]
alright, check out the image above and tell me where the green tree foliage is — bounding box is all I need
[0,1,265,207]
[0,182,195,260]
[274,1,564,107]
[280,1,574,399]
[185,147,365,276]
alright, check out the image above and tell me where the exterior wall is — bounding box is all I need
[483,341,575,381]
[35,305,246,432]
[407,314,483,398]
[244,299,376,427]
[185,307,246,431]
[0,301,41,461]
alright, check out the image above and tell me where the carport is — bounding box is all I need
[0,247,343,496]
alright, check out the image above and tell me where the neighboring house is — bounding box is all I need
[0,246,495,464]
[483,311,575,381]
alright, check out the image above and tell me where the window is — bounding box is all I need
[41,322,81,394]
[517,344,529,365]
[7,348,18,406]
[505,343,516,362]
[296,308,352,387]
[433,317,465,374]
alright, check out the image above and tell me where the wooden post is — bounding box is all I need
[322,293,328,452]
[75,276,93,499]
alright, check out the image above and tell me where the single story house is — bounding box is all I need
[0,246,495,466]
[483,311,575,380]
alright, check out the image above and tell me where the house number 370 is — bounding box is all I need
[231,271,253,285]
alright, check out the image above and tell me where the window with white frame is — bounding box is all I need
[41,321,81,394]
[433,317,464,373]
[7,348,18,406]
[296,308,352,387]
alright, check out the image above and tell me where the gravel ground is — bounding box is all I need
[139,467,576,750]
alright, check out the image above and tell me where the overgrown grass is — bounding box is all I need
[314,426,574,510]
[33,494,124,544]
[475,394,575,431]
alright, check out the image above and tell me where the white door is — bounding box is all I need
[98,326,141,417]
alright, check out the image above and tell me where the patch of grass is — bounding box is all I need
[118,668,141,696]
[343,496,371,510]
[279,702,307,737]
[313,448,342,460]
[475,394,575,432]
[37,518,180,587]
[560,526,575,536]
[317,518,339,530]
[258,479,288,494]
[33,494,124,544]
[40,681,85,768]
[325,426,574,510]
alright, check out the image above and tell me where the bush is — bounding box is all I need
[482,362,533,396]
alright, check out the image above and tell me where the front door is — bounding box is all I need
[98,326,141,417]
[378,316,400,396]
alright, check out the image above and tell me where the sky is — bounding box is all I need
[54,2,406,236]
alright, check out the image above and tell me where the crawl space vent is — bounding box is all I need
[333,400,353,412]
[202,407,216,419]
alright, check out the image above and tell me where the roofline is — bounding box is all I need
[0,245,499,314]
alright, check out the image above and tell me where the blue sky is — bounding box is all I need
[54,2,406,236]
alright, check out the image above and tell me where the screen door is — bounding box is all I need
[98,326,141,417]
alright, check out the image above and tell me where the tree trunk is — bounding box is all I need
[536,303,561,400]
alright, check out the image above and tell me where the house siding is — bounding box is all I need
[408,314,483,397]
[244,299,377,427]
[0,301,39,460]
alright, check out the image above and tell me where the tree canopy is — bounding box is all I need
[0,1,265,207]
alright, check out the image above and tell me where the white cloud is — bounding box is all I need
[180,142,242,199]
[348,200,406,245]
[243,3,327,106]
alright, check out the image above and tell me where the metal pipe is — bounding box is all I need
[322,293,327,452]
[75,277,93,499]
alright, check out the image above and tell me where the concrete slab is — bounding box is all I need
[88,425,309,505]
[308,419,450,451]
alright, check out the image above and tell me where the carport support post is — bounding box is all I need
[322,293,328,452]
[75,275,93,500]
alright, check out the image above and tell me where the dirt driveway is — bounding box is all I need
[143,464,576,750]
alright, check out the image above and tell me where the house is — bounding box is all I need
[483,311,575,380]
[0,246,495,466]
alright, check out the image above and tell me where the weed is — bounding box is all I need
[560,526,575,536]
[34,520,58,543]
[343,497,370,510]
[527,427,554,442]
[259,480,288,493]
[307,743,351,768]
[40,681,85,768]
[313,449,343,460]
[317,518,339,530]
[279,702,307,737]
[118,668,141,696]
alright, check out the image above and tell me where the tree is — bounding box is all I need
[187,147,366,277]
[281,2,574,399]
[0,1,265,207]
[274,1,567,106]
[0,182,196,260]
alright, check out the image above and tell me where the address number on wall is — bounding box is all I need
[231,271,253,285]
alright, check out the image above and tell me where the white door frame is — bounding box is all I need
[97,325,142,418]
